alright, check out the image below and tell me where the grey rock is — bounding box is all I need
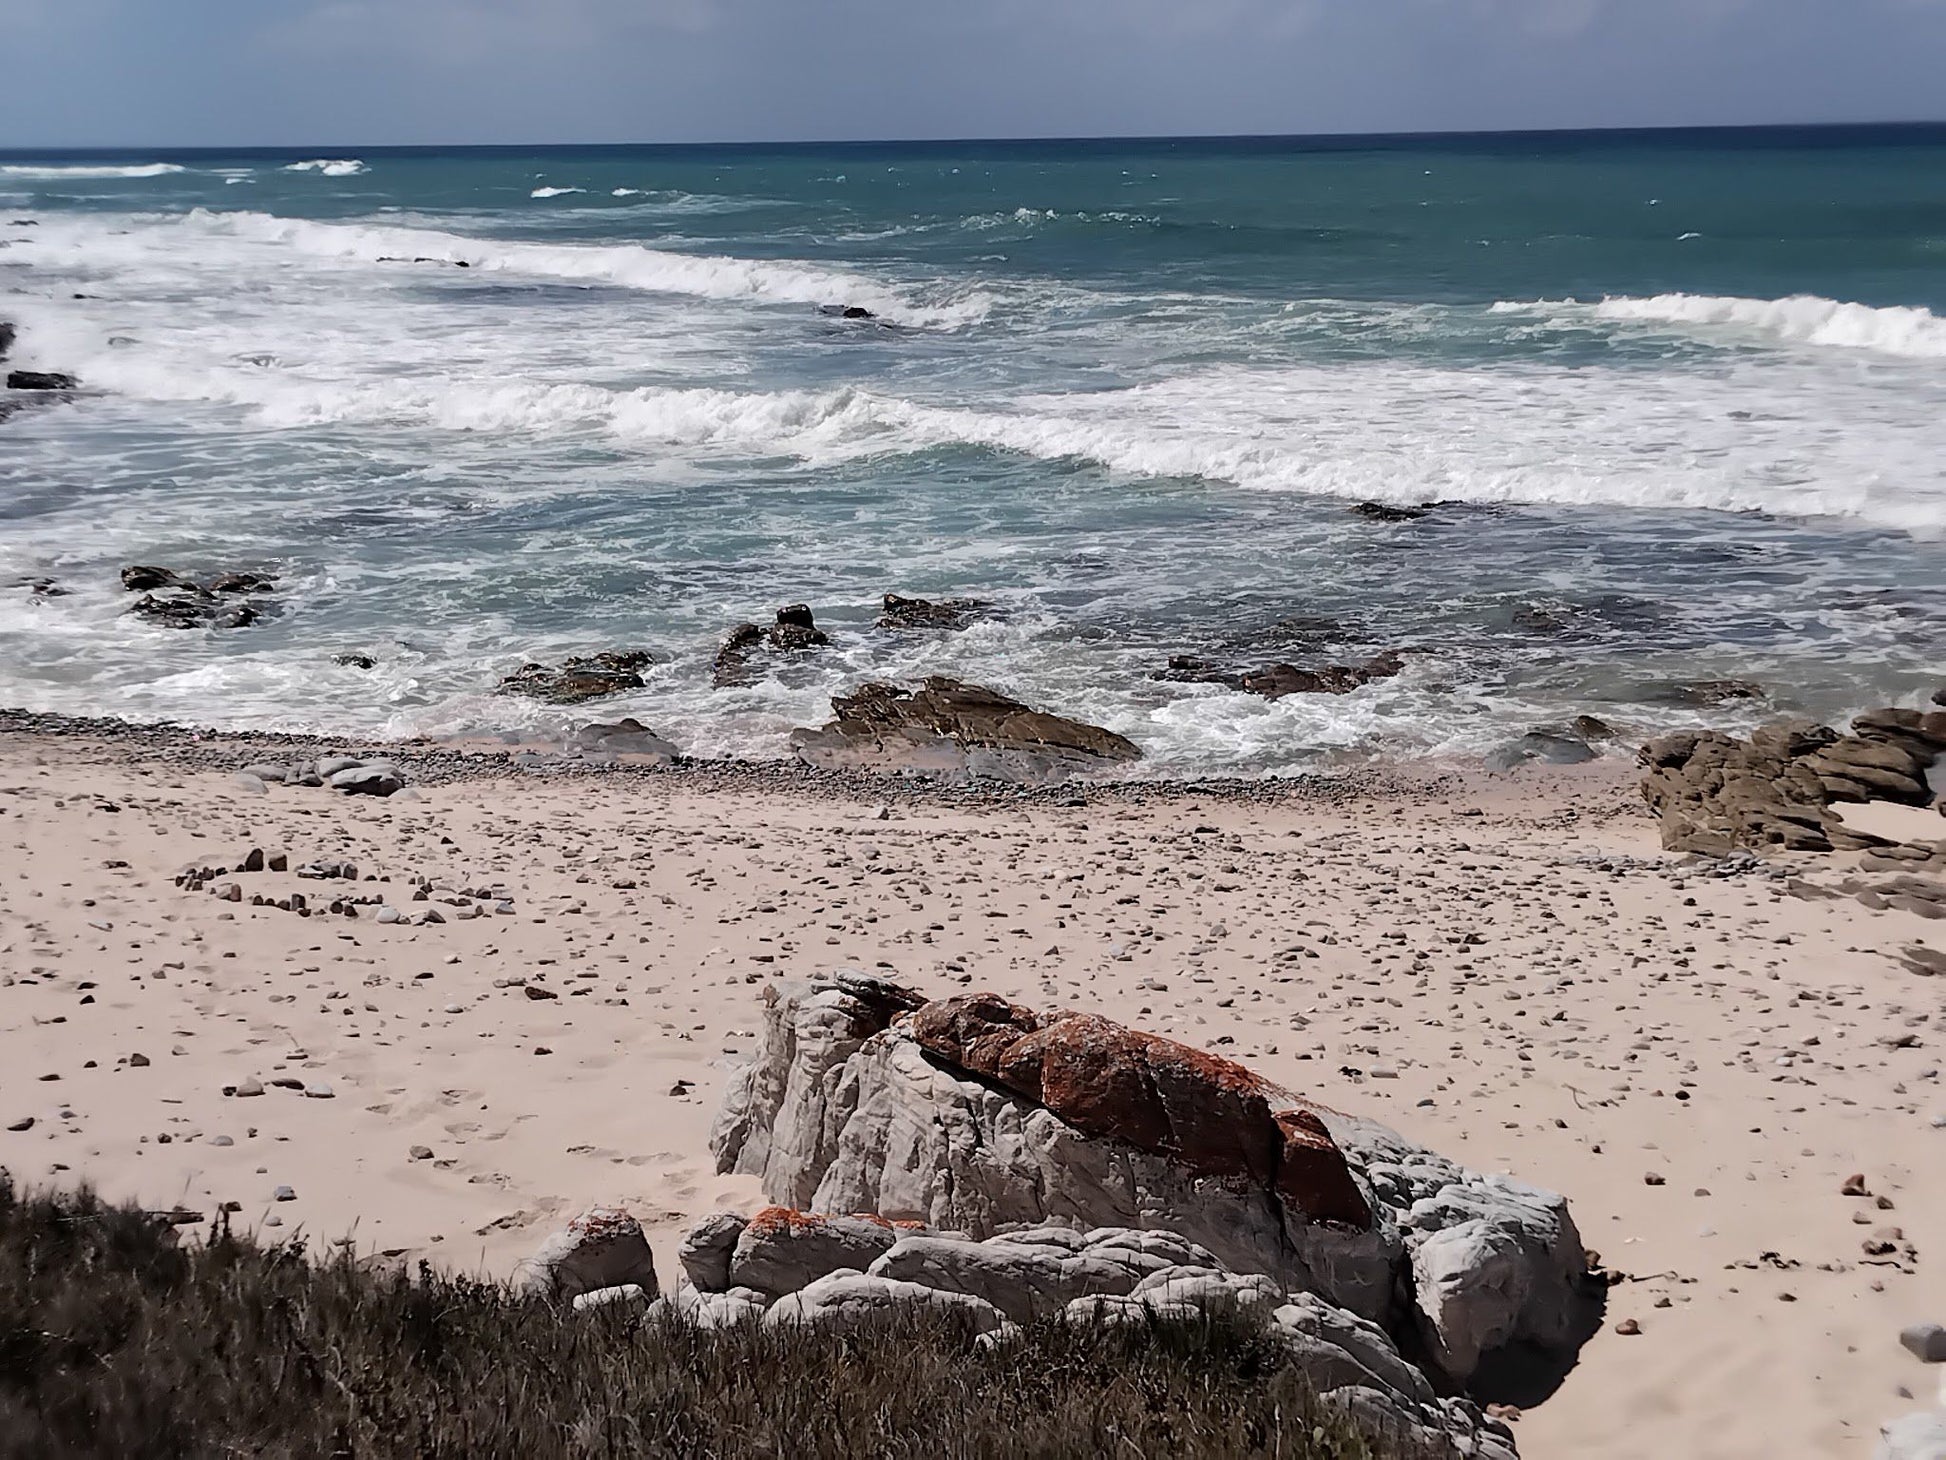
[728,1210,905,1299]
[518,1206,659,1303]
[678,1211,748,1292]
[762,1271,1010,1337]
[1902,1322,1946,1363]
[570,1284,652,1314]
[233,773,268,795]
[660,1284,769,1329]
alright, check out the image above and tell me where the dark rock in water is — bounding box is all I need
[0,322,14,360]
[1350,502,1428,523]
[128,592,262,630]
[714,607,830,686]
[1570,715,1617,742]
[121,565,187,592]
[334,652,378,670]
[1933,685,1946,708]
[875,593,990,632]
[1240,651,1405,700]
[1639,706,1946,856]
[206,571,277,595]
[817,304,877,321]
[790,676,1140,784]
[1669,679,1764,706]
[6,370,76,391]
[1486,730,1598,772]
[1152,655,1246,690]
[7,576,66,598]
[498,651,655,705]
[568,717,679,762]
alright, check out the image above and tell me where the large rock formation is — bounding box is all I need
[498,651,655,705]
[711,973,1590,1388]
[651,1206,1519,1459]
[789,677,1140,784]
[1640,708,1946,856]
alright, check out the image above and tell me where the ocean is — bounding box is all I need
[2,127,1942,774]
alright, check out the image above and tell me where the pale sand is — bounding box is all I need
[1,736,1940,1458]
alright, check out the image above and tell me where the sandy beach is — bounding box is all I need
[1,720,1940,1458]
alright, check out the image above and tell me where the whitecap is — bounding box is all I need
[1494,292,1946,360]
[530,186,585,199]
[283,159,368,177]
[0,163,187,180]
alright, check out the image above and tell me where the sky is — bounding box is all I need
[3,0,1944,148]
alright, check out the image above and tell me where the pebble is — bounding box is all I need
[6,1117,33,1132]
[408,1144,434,1161]
[272,1184,296,1201]
[1615,1318,1642,1336]
[303,1081,334,1099]
[232,1075,264,1097]
[211,1135,234,1147]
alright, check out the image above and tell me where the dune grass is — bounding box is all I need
[0,1174,1418,1459]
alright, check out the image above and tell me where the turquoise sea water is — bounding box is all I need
[1,128,1942,771]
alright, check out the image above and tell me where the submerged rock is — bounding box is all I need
[789,676,1141,784]
[1349,502,1429,522]
[498,650,655,704]
[119,565,280,630]
[1241,651,1406,699]
[1485,729,1599,772]
[875,593,991,632]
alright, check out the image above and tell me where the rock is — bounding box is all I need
[789,677,1140,784]
[328,765,404,797]
[273,1185,296,1202]
[762,1271,1011,1337]
[518,1206,659,1303]
[1901,1322,1946,1363]
[1876,1411,1946,1460]
[727,1207,909,1298]
[1639,709,1946,856]
[121,565,187,592]
[713,607,830,686]
[233,774,268,795]
[659,1284,770,1328]
[232,1076,264,1097]
[334,652,378,670]
[677,1211,748,1291]
[498,651,654,704]
[875,593,990,632]
[870,1228,1215,1323]
[206,571,277,594]
[6,1117,33,1132]
[7,370,76,391]
[568,717,678,762]
[571,1284,652,1314]
[1349,502,1428,522]
[1486,730,1598,772]
[712,974,1588,1384]
[302,1081,334,1099]
[1238,651,1406,700]
[408,1144,433,1162]
[0,321,12,360]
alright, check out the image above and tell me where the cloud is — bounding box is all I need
[260,0,717,66]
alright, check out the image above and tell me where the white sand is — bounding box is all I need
[1,739,1939,1458]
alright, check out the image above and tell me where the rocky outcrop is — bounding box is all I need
[789,677,1140,784]
[875,593,990,631]
[120,565,280,630]
[1350,502,1429,522]
[1640,708,1946,856]
[1156,650,1406,700]
[713,605,829,686]
[6,370,76,391]
[656,1207,1518,1459]
[517,1206,659,1303]
[498,651,655,705]
[711,973,1590,1388]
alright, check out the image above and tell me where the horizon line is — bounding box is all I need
[5,116,1946,156]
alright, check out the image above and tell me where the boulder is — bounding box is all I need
[788,677,1140,784]
[762,1271,1011,1337]
[726,1207,910,1299]
[498,651,654,704]
[328,764,404,797]
[518,1206,659,1303]
[712,975,1589,1384]
[1241,651,1405,700]
[121,565,187,592]
[875,593,990,632]
[567,717,677,762]
[659,1284,768,1329]
[867,1227,1216,1322]
[677,1211,747,1291]
[1350,502,1428,522]
[713,607,830,686]
[7,370,76,391]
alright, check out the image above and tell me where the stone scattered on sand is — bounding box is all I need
[711,972,1591,1386]
[789,677,1141,784]
[1902,1322,1946,1363]
[498,651,655,705]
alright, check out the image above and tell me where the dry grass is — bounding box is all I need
[0,1175,1419,1459]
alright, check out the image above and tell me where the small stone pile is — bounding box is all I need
[236,754,409,797]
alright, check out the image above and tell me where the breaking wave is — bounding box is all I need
[283,159,368,177]
[1495,293,1946,360]
[0,162,187,180]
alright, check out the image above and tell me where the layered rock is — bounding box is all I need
[713,605,829,686]
[653,1207,1518,1459]
[711,973,1590,1386]
[498,651,655,705]
[1640,708,1946,856]
[789,677,1140,784]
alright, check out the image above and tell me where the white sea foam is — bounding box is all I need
[158,209,993,327]
[530,186,585,199]
[1495,292,1946,360]
[0,163,186,180]
[284,159,368,177]
[611,187,643,197]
